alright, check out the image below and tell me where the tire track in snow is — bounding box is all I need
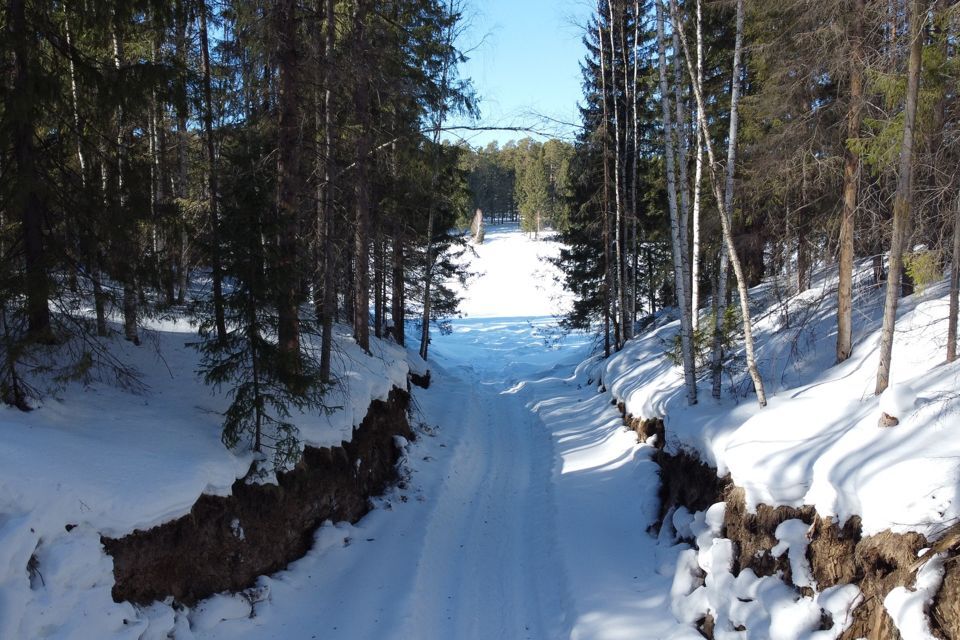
[391,370,569,640]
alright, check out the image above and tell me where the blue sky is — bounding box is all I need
[444,0,592,148]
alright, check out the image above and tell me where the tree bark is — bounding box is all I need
[837,0,865,363]
[276,0,304,372]
[10,0,52,340]
[199,0,227,343]
[708,0,738,400]
[605,0,625,350]
[597,7,613,358]
[175,0,190,306]
[319,0,336,382]
[391,233,405,347]
[631,0,641,328]
[671,0,692,330]
[419,0,457,362]
[373,239,384,340]
[691,0,704,333]
[111,19,140,346]
[658,0,697,405]
[352,1,372,353]
[65,10,109,336]
[876,0,923,394]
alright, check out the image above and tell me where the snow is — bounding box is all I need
[601,269,960,539]
[2,222,957,638]
[878,381,918,419]
[588,260,958,636]
[885,552,946,640]
[0,315,412,638]
[772,519,815,590]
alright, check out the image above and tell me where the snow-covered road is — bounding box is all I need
[392,368,568,639]
[189,226,689,640]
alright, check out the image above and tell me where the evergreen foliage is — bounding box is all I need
[0,0,476,471]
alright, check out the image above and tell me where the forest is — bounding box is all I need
[558,0,960,411]
[0,0,481,468]
[2,1,960,638]
[1,0,959,466]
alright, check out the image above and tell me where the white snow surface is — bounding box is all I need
[0,314,407,638]
[4,223,958,639]
[605,269,960,539]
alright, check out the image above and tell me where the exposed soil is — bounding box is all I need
[103,387,413,606]
[934,559,960,639]
[627,409,959,640]
[410,370,431,389]
[654,448,729,528]
[722,485,814,583]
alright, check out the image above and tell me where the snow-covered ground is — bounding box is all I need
[0,318,408,638]
[595,260,960,638]
[172,225,689,639]
[3,223,957,639]
[603,270,960,540]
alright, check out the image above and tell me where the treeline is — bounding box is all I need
[461,138,575,236]
[0,0,475,468]
[561,0,960,406]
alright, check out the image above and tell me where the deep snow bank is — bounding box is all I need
[104,388,412,605]
[0,319,411,639]
[593,264,960,638]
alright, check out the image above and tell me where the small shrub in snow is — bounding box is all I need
[666,305,744,382]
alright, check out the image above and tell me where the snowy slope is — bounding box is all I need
[601,264,960,540]
[0,317,409,639]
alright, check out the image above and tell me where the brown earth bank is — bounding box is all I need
[618,405,960,639]
[103,387,413,606]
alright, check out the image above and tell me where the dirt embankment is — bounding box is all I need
[103,387,413,606]
[618,406,960,639]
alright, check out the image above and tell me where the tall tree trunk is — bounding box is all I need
[618,1,633,341]
[691,0,704,333]
[352,0,372,354]
[419,0,456,362]
[797,222,810,292]
[373,239,384,339]
[631,0,641,328]
[670,0,766,407]
[112,20,140,346]
[597,8,613,358]
[175,0,190,306]
[320,0,336,382]
[671,0,692,329]
[65,10,109,336]
[10,0,51,340]
[391,233,405,347]
[150,25,175,306]
[837,0,865,363]
[876,0,923,395]
[708,0,738,399]
[199,0,227,343]
[276,0,304,373]
[658,0,697,405]
[605,0,625,350]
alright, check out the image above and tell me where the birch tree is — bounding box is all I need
[658,0,697,405]
[669,0,767,407]
[690,0,704,333]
